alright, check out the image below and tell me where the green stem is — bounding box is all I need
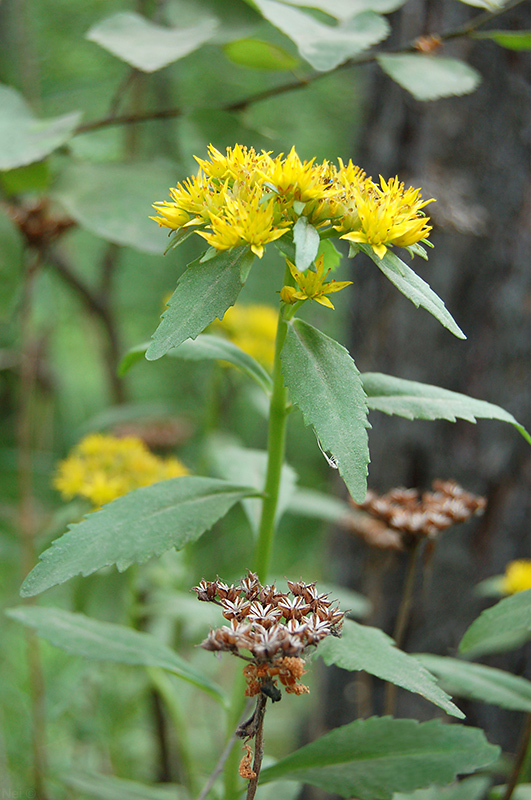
[254,293,297,583]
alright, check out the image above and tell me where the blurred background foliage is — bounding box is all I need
[0,0,529,797]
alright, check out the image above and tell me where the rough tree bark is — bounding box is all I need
[326,0,531,755]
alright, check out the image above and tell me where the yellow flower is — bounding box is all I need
[150,145,435,263]
[54,433,189,508]
[340,175,433,259]
[212,304,278,370]
[282,255,352,310]
[197,187,290,258]
[501,560,531,595]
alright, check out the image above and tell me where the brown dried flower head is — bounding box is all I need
[350,480,486,546]
[192,572,345,700]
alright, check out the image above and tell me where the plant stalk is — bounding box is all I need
[384,538,422,715]
[502,711,531,800]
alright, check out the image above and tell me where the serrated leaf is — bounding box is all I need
[0,85,81,170]
[377,54,481,101]
[6,606,225,704]
[259,717,499,798]
[459,589,531,657]
[279,0,405,19]
[473,30,531,51]
[281,318,370,502]
[416,654,531,713]
[361,372,531,445]
[293,216,320,270]
[86,12,217,72]
[146,247,251,361]
[52,159,176,254]
[392,775,491,800]
[319,620,463,718]
[20,477,258,596]
[208,439,296,535]
[358,244,465,338]
[64,772,186,800]
[224,38,299,70]
[250,1,389,71]
[120,334,273,393]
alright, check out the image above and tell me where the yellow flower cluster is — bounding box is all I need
[502,559,531,595]
[212,304,278,370]
[151,144,433,262]
[54,433,189,508]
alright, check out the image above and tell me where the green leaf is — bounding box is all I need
[315,583,371,619]
[208,439,295,535]
[86,12,218,72]
[459,589,531,657]
[121,334,273,394]
[224,38,299,70]
[293,216,320,270]
[0,84,81,171]
[146,247,251,361]
[6,606,225,704]
[361,372,531,445]
[490,784,531,800]
[317,237,342,272]
[281,318,370,502]
[64,772,186,800]
[377,55,481,101]
[358,245,465,338]
[250,1,389,71]
[286,487,353,523]
[416,654,531,713]
[52,159,176,254]
[20,476,259,596]
[259,717,499,798]
[0,161,51,195]
[278,0,406,19]
[319,620,463,718]
[392,775,491,800]
[473,30,531,51]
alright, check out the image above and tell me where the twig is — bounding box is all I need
[18,250,49,800]
[74,0,525,136]
[384,539,422,716]
[245,694,268,800]
[502,711,531,800]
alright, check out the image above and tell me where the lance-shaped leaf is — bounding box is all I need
[20,477,259,597]
[250,0,389,72]
[393,775,491,800]
[279,0,406,20]
[281,318,370,502]
[86,12,218,73]
[473,30,531,51]
[121,334,273,394]
[361,372,531,445]
[146,247,253,361]
[377,54,481,101]
[0,84,81,171]
[358,244,465,339]
[319,620,463,718]
[208,440,296,536]
[459,589,531,657]
[6,607,225,704]
[64,771,186,800]
[416,654,531,713]
[259,717,499,798]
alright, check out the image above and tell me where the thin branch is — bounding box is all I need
[502,712,531,800]
[195,701,253,800]
[245,694,268,800]
[74,0,525,136]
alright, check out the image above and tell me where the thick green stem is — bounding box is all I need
[254,301,294,583]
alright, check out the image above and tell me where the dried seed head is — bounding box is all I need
[195,573,345,699]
